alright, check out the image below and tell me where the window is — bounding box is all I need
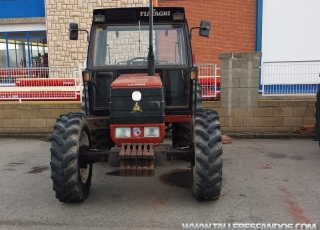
[0,31,47,68]
[93,23,187,66]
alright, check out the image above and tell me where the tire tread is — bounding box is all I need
[50,113,92,203]
[192,108,223,200]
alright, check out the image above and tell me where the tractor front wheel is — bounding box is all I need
[191,108,222,200]
[50,113,92,203]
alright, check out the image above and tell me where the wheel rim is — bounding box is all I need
[79,131,91,184]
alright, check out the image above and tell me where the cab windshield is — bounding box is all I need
[93,23,187,66]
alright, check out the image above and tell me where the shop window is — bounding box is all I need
[0,31,47,68]
[0,33,7,68]
[7,38,27,67]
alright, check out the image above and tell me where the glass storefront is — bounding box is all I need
[0,31,48,68]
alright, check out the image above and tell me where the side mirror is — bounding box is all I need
[69,23,79,40]
[199,20,211,37]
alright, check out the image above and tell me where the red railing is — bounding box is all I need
[0,67,80,101]
[196,63,221,100]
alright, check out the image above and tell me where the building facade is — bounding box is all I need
[159,0,257,64]
[0,0,47,68]
[0,0,258,68]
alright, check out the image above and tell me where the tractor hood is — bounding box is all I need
[111,73,162,88]
[109,72,165,124]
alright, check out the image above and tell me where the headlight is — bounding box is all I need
[144,127,160,137]
[115,127,131,138]
[172,12,185,21]
[93,14,105,22]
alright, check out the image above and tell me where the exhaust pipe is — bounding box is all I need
[147,0,155,76]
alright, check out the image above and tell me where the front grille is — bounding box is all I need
[109,88,164,124]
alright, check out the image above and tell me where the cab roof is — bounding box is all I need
[93,7,185,23]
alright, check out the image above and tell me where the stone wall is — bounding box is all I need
[205,52,316,134]
[45,0,148,67]
[205,99,316,134]
[0,102,81,135]
[1,97,315,136]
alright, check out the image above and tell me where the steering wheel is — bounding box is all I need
[127,57,148,65]
[155,60,168,64]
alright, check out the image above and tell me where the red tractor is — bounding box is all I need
[50,3,222,203]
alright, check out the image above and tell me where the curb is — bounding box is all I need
[0,133,52,141]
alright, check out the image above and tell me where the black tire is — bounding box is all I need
[173,79,203,147]
[194,79,203,109]
[81,84,90,116]
[175,122,192,147]
[91,129,113,149]
[50,113,92,203]
[191,108,222,200]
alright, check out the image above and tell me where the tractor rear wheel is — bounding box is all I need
[191,108,222,200]
[173,79,203,148]
[50,113,92,203]
[81,84,90,116]
[194,79,203,109]
[175,121,192,147]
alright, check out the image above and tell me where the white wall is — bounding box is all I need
[0,24,46,33]
[262,0,320,62]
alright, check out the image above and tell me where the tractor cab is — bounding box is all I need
[70,7,211,115]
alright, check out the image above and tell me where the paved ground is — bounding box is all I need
[0,137,319,230]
